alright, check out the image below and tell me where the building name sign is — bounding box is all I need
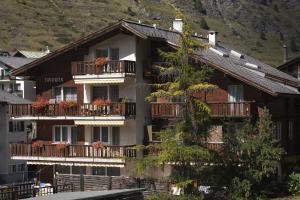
[44,77,64,83]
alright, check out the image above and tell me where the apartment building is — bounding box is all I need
[8,19,300,183]
[0,90,32,184]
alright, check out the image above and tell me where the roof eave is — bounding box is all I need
[12,21,148,76]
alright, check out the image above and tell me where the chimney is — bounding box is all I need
[208,31,218,46]
[173,18,183,33]
[283,45,288,63]
[45,46,50,54]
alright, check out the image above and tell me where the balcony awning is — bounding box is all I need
[27,161,125,168]
[74,120,125,126]
[74,78,125,84]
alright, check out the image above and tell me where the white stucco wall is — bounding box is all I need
[84,33,136,62]
[80,34,151,147]
[0,104,28,184]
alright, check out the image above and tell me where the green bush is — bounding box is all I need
[145,194,204,200]
[288,173,300,195]
[227,177,252,200]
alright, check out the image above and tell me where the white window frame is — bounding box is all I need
[52,125,76,144]
[55,87,77,102]
[289,120,294,140]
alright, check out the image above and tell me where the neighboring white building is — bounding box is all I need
[0,90,32,184]
[0,56,36,101]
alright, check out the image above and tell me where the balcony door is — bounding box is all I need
[92,85,119,102]
[112,127,120,145]
[93,127,109,144]
[228,85,244,116]
[92,86,107,101]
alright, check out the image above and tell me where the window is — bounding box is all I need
[92,86,108,100]
[96,49,108,58]
[93,127,109,143]
[112,127,120,145]
[109,85,119,102]
[55,87,77,101]
[17,164,25,172]
[289,121,294,140]
[273,121,282,140]
[53,126,77,143]
[95,48,119,60]
[110,48,119,60]
[228,85,244,102]
[92,85,119,101]
[9,121,24,132]
[92,167,120,176]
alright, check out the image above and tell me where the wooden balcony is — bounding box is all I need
[10,143,137,165]
[71,60,136,76]
[151,101,254,118]
[9,103,136,121]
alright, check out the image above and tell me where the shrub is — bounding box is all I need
[288,173,300,196]
[227,178,252,200]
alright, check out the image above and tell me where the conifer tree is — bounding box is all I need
[135,14,217,194]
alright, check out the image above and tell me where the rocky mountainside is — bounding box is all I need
[0,0,299,66]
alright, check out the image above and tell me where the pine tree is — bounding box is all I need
[135,14,216,194]
[221,108,283,198]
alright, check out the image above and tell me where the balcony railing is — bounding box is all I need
[10,143,137,159]
[9,103,136,118]
[71,60,136,75]
[151,101,254,118]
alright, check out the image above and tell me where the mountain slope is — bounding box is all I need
[0,0,299,66]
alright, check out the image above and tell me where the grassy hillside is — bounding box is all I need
[0,0,299,66]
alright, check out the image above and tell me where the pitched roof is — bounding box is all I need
[12,19,300,96]
[15,50,49,59]
[0,56,35,69]
[277,55,300,70]
[0,90,31,104]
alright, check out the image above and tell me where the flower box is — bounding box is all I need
[92,141,104,150]
[56,143,69,151]
[95,57,107,66]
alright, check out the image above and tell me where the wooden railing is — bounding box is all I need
[10,143,137,159]
[9,103,136,117]
[151,101,254,118]
[71,60,136,75]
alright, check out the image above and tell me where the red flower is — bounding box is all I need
[95,57,107,66]
[92,98,106,106]
[92,141,104,149]
[32,96,49,110]
[56,142,69,150]
[59,100,77,109]
[32,140,45,149]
